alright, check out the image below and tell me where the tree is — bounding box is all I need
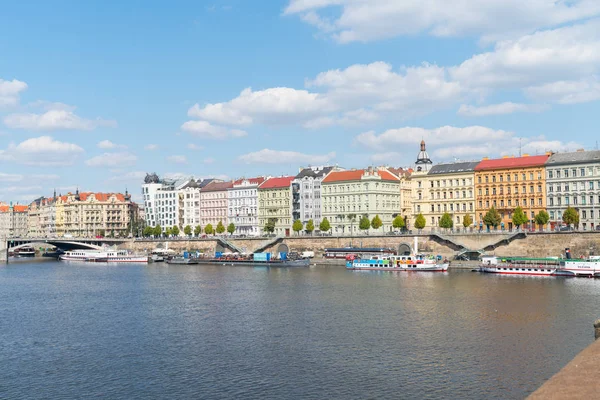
[439,212,453,230]
[165,227,172,237]
[347,213,357,235]
[171,225,180,236]
[305,219,315,235]
[293,219,303,235]
[194,225,202,237]
[98,229,106,237]
[204,223,214,235]
[184,225,192,236]
[264,218,276,234]
[143,226,153,237]
[483,206,502,229]
[216,221,225,234]
[359,215,370,233]
[152,225,161,237]
[534,210,550,230]
[227,223,235,235]
[414,213,426,231]
[392,215,405,230]
[319,217,331,233]
[512,206,528,229]
[562,206,579,226]
[371,215,383,231]
[462,214,473,229]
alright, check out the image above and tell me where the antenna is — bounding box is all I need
[519,138,522,157]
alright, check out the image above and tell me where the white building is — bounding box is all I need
[293,166,338,226]
[546,150,600,230]
[180,180,201,228]
[228,177,266,236]
[141,173,192,231]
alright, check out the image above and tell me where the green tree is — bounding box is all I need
[264,218,277,233]
[216,221,225,234]
[305,219,315,235]
[534,210,550,230]
[370,215,383,231]
[194,225,202,236]
[414,213,426,231]
[483,206,502,229]
[204,223,214,235]
[292,219,303,235]
[184,225,192,236]
[359,215,370,232]
[347,213,357,235]
[439,212,453,230]
[171,225,180,236]
[392,215,405,230]
[143,226,153,237]
[319,217,331,233]
[227,223,235,235]
[512,206,528,229]
[462,214,473,229]
[152,225,161,237]
[165,227,172,237]
[562,206,579,226]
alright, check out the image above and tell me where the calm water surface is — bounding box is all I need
[1,259,598,399]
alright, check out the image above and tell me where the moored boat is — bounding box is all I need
[346,254,448,272]
[59,249,148,263]
[15,246,36,257]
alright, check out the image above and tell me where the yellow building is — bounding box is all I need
[474,154,550,230]
[412,162,478,230]
[258,176,294,236]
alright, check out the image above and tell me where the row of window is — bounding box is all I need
[477,185,543,196]
[548,166,600,179]
[477,172,542,184]
[324,183,398,193]
[477,198,543,208]
[548,195,600,206]
[548,181,599,192]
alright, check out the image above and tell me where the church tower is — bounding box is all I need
[415,140,432,172]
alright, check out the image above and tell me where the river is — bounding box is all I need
[0,259,598,399]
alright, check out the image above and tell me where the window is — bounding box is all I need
[529,173,533,180]
[548,170,553,179]
[514,174,518,181]
[564,169,569,178]
[549,198,554,206]
[556,170,560,178]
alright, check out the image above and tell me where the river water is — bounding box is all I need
[1,259,598,399]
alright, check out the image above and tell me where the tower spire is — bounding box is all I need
[415,139,433,172]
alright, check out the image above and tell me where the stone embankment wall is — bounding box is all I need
[127,232,600,259]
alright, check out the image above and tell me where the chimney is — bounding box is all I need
[577,148,585,152]
[482,157,489,160]
[523,153,529,157]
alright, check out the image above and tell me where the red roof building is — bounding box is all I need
[258,176,295,190]
[475,154,549,171]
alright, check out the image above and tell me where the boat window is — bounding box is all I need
[509,268,513,271]
[528,269,532,271]
[534,269,538,272]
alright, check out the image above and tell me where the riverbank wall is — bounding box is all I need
[126,232,600,259]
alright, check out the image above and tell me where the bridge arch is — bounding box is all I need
[398,243,412,255]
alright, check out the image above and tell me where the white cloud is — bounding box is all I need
[4,108,117,131]
[458,102,549,117]
[0,136,84,166]
[85,152,138,167]
[167,155,188,164]
[107,171,147,182]
[525,78,600,104]
[0,172,24,182]
[239,148,336,164]
[0,79,28,107]
[144,144,159,151]
[181,120,247,139]
[284,0,600,44]
[97,140,126,149]
[187,143,204,150]
[203,157,215,164]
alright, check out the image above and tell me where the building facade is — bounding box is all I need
[412,162,477,229]
[474,154,550,231]
[200,180,233,230]
[388,167,413,221]
[321,167,400,235]
[545,150,600,230]
[258,176,295,236]
[293,166,337,226]
[141,174,191,231]
[0,203,29,238]
[228,177,266,236]
[180,180,201,229]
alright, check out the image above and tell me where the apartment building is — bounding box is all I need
[0,203,29,238]
[258,176,295,236]
[293,166,337,226]
[200,180,233,230]
[141,173,192,230]
[228,177,266,236]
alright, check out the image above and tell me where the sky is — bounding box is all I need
[1,0,600,204]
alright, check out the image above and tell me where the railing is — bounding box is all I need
[252,235,284,253]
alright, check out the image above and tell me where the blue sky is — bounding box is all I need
[1,0,599,203]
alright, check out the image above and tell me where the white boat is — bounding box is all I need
[60,249,148,263]
[479,250,600,277]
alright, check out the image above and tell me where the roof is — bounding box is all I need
[201,181,233,192]
[295,166,336,179]
[474,155,549,171]
[198,178,217,188]
[428,161,480,175]
[546,150,600,166]
[0,204,29,213]
[78,192,127,202]
[387,167,413,178]
[322,168,400,183]
[259,176,295,189]
[231,177,266,187]
[180,180,200,189]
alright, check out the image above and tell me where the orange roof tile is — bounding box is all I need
[232,177,266,186]
[259,176,295,189]
[202,181,234,192]
[322,169,400,183]
[475,155,549,171]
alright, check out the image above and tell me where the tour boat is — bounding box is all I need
[15,246,36,257]
[346,237,448,272]
[479,249,600,277]
[60,249,148,263]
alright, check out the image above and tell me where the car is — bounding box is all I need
[559,226,574,231]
